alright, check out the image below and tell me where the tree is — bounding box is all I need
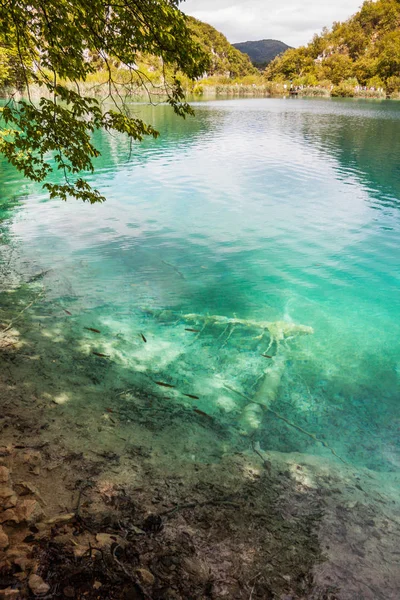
[265,47,314,81]
[0,1,209,203]
[376,30,400,79]
[321,54,354,85]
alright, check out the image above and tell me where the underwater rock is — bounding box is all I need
[28,574,50,596]
[0,525,9,549]
[238,403,263,435]
[252,355,286,410]
[238,356,286,435]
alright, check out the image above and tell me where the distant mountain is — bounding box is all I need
[233,39,291,68]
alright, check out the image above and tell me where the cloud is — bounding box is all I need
[181,0,363,46]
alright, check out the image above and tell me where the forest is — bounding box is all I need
[1,0,399,98]
[265,0,400,96]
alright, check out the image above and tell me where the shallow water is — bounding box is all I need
[1,97,400,471]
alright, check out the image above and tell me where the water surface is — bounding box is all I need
[1,98,400,471]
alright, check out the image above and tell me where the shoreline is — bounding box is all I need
[0,281,399,599]
[1,82,397,103]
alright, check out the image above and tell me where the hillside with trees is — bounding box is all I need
[233,39,291,69]
[265,0,400,96]
[0,14,256,94]
[187,18,257,78]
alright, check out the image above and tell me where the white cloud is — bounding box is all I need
[181,0,363,46]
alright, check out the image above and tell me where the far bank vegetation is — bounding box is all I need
[1,1,399,100]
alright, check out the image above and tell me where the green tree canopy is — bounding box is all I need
[0,1,209,202]
[265,0,400,94]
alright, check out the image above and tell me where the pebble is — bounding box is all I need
[28,574,50,596]
[136,568,155,586]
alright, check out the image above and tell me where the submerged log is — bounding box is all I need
[143,308,313,343]
[144,308,314,435]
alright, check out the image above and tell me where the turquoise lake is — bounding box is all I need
[1,97,400,471]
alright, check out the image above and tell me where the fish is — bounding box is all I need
[140,333,147,343]
[185,328,200,333]
[183,394,200,400]
[261,354,273,359]
[63,309,72,316]
[154,381,175,388]
[85,327,101,334]
[92,352,109,358]
[161,260,185,280]
[105,407,113,413]
[27,269,51,283]
[193,408,212,419]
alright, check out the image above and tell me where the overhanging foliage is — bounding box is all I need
[0,1,209,202]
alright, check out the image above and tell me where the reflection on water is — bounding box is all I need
[1,98,400,471]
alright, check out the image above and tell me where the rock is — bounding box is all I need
[15,499,44,524]
[181,557,210,583]
[28,574,50,596]
[0,486,15,500]
[62,587,75,598]
[14,555,36,571]
[0,466,10,483]
[6,544,31,562]
[0,485,18,510]
[0,525,9,549]
[2,494,18,510]
[0,509,18,523]
[14,481,44,505]
[135,568,155,586]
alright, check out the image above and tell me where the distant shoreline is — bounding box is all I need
[1,82,397,102]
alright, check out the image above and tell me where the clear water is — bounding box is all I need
[1,97,400,471]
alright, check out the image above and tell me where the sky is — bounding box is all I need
[181,0,364,47]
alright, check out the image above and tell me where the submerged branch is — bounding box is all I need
[225,384,347,465]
